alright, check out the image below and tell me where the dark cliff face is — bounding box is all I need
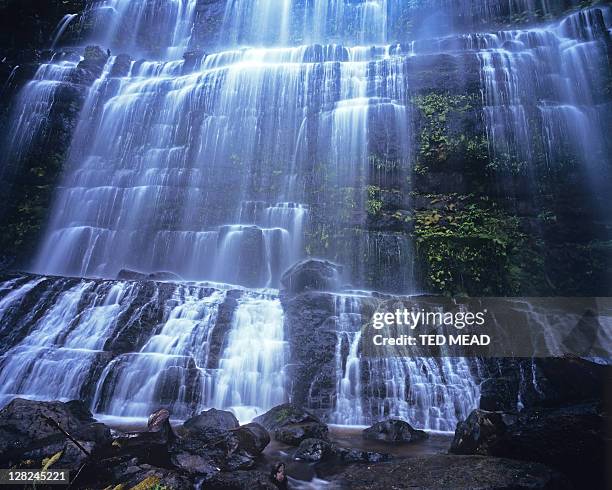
[0,0,92,270]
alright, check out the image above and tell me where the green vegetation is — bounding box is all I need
[413,195,534,295]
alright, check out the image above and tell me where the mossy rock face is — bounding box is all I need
[412,195,541,296]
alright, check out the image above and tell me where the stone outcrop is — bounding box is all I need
[281,259,343,294]
[0,398,111,470]
[362,419,428,443]
[450,402,608,488]
[253,403,329,446]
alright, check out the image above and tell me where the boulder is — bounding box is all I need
[294,437,390,463]
[146,271,183,282]
[183,408,239,435]
[171,413,267,473]
[233,423,270,454]
[117,269,147,281]
[449,410,508,455]
[147,408,175,442]
[362,419,428,443]
[280,259,342,293]
[253,404,329,446]
[294,438,333,462]
[0,399,112,470]
[450,403,606,488]
[274,422,329,446]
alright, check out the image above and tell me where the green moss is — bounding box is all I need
[366,185,383,217]
[412,92,487,171]
[413,195,535,295]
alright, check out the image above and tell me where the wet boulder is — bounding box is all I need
[170,411,268,473]
[0,398,111,469]
[253,403,329,446]
[294,438,390,463]
[450,403,606,488]
[117,269,147,281]
[147,408,175,441]
[183,408,239,435]
[449,410,508,455]
[233,423,270,454]
[280,259,342,293]
[362,419,428,443]
[294,438,333,462]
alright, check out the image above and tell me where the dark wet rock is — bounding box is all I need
[331,454,569,489]
[450,402,607,488]
[254,403,329,446]
[170,412,267,473]
[274,422,329,446]
[73,45,109,84]
[450,410,508,456]
[206,290,243,369]
[0,398,111,469]
[117,269,147,281]
[201,469,276,489]
[294,438,333,462]
[281,259,343,293]
[109,53,132,77]
[183,408,239,435]
[233,423,270,454]
[147,408,175,442]
[479,357,609,411]
[362,419,428,443]
[280,292,338,411]
[146,271,184,282]
[294,437,390,464]
[333,447,390,464]
[479,377,517,412]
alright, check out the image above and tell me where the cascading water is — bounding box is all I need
[212,296,287,421]
[0,0,609,431]
[0,58,79,178]
[329,294,480,430]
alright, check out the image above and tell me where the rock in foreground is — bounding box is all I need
[0,398,111,469]
[295,437,390,463]
[362,419,428,443]
[253,403,329,446]
[450,403,607,488]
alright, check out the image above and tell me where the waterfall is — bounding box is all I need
[329,294,480,430]
[212,296,287,422]
[0,58,79,178]
[32,43,411,290]
[0,279,133,407]
[50,14,78,49]
[1,0,609,430]
[92,287,226,418]
[474,9,610,175]
[331,295,366,425]
[0,276,287,423]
